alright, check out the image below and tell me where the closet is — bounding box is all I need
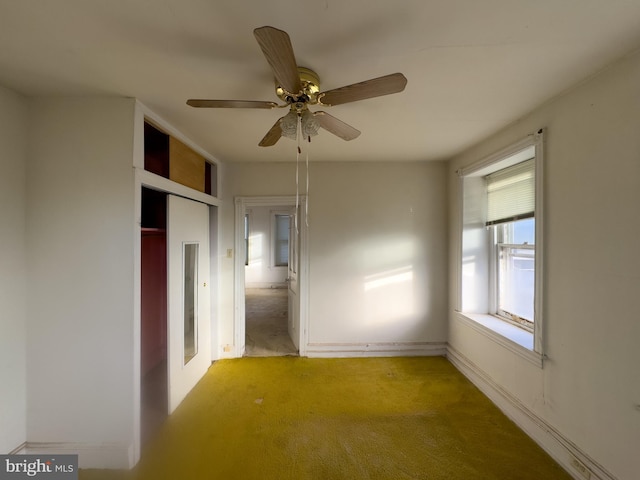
[140,120,218,443]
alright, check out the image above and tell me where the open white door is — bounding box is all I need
[167,195,210,413]
[287,208,300,351]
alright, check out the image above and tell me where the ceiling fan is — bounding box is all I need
[186,26,408,147]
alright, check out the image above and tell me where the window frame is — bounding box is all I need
[244,212,250,266]
[456,131,545,365]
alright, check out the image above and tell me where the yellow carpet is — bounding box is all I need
[81,356,571,480]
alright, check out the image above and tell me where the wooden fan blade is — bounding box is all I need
[318,73,407,106]
[253,26,302,95]
[187,99,278,109]
[314,111,361,141]
[259,117,284,147]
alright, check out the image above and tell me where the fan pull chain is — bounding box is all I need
[305,144,309,227]
[295,115,302,235]
[295,151,299,235]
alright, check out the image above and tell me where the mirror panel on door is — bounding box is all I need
[183,243,199,364]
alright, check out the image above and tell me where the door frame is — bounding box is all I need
[234,195,309,357]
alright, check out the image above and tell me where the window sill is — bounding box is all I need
[454,312,544,368]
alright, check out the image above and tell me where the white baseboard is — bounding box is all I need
[447,346,616,480]
[305,342,447,358]
[8,442,27,455]
[20,442,134,469]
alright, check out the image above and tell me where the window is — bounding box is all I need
[486,159,535,330]
[458,132,544,362]
[274,214,290,267]
[244,213,249,266]
[495,219,535,328]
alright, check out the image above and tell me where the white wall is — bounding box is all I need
[447,50,640,480]
[0,85,28,453]
[245,205,290,287]
[26,98,137,467]
[220,160,449,356]
[308,162,448,354]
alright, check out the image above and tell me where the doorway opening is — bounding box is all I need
[234,196,308,358]
[244,206,297,357]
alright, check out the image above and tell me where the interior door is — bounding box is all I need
[167,195,210,413]
[287,208,300,350]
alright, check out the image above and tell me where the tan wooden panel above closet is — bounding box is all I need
[169,137,205,193]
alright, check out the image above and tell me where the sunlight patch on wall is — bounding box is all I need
[248,233,263,266]
[461,254,477,312]
[462,255,476,276]
[364,266,414,292]
[363,265,415,326]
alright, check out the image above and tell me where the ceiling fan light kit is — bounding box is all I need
[186,26,407,147]
[281,109,320,140]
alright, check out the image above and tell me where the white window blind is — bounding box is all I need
[486,158,535,226]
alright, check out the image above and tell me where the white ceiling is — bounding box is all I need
[1,0,639,163]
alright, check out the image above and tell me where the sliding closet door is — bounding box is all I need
[167,195,210,413]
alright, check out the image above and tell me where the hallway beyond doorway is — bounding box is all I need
[244,288,298,357]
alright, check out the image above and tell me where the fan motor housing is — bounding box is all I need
[276,67,320,103]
